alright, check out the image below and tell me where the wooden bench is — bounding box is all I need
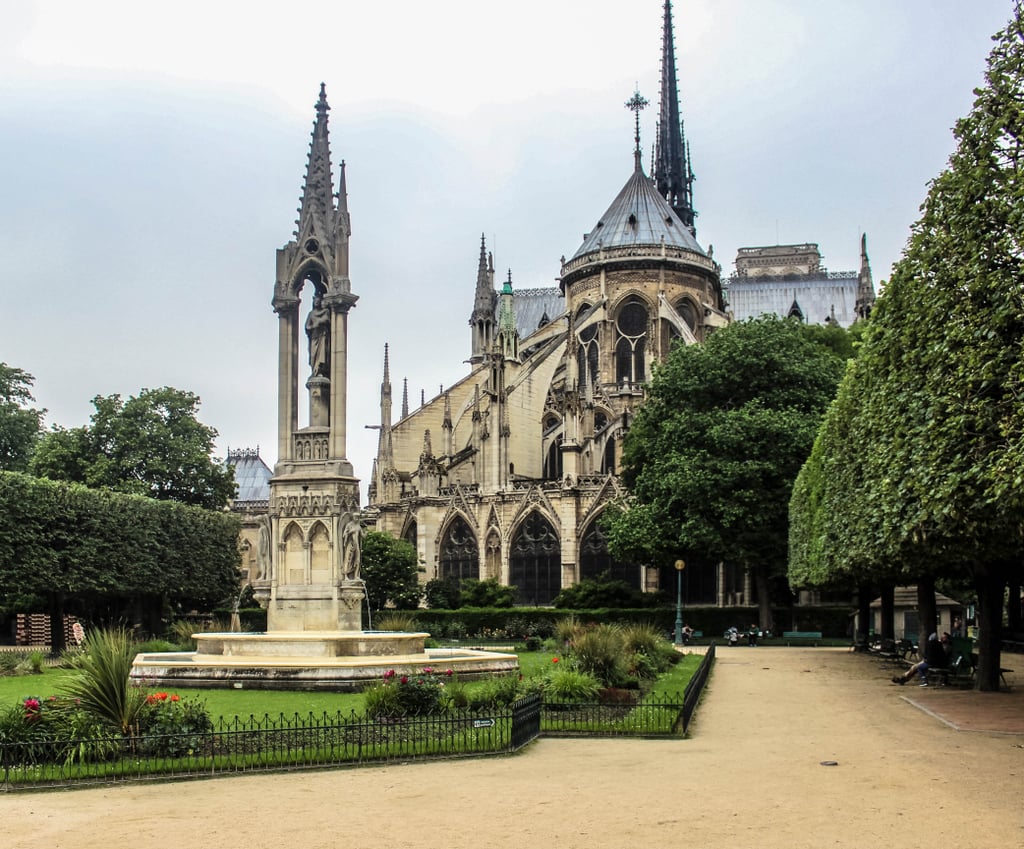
[782,630,823,646]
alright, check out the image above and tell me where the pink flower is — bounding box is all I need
[383,669,396,680]
[423,666,434,674]
[445,669,454,677]
[400,676,409,685]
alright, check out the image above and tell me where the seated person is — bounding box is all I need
[892,632,950,687]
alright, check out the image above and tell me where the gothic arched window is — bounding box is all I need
[576,323,599,389]
[439,516,479,584]
[579,520,640,588]
[677,299,697,331]
[615,299,648,385]
[510,512,561,605]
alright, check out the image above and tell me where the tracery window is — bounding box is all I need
[579,520,639,588]
[615,299,648,385]
[510,512,560,605]
[576,323,599,389]
[439,516,479,584]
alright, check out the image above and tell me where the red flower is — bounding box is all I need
[383,669,396,680]
[400,675,409,685]
[445,669,454,677]
[552,657,560,664]
[169,694,180,702]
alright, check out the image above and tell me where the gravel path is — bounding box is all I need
[4,647,1022,849]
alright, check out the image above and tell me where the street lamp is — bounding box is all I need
[674,559,686,646]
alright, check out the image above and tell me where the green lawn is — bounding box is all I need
[0,652,561,721]
[0,649,695,723]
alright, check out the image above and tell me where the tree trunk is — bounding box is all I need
[974,566,1007,692]
[754,565,772,632]
[879,584,895,641]
[47,590,67,655]
[1007,573,1022,635]
[916,576,938,653]
[855,584,873,649]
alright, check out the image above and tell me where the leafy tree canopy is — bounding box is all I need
[31,386,235,509]
[362,531,423,611]
[0,363,45,472]
[606,316,848,621]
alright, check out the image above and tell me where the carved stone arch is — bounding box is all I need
[280,520,306,586]
[578,511,640,589]
[400,513,418,548]
[578,475,626,534]
[440,485,478,532]
[510,483,561,533]
[509,509,561,605]
[308,519,331,583]
[291,259,328,298]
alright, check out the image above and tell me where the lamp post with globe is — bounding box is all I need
[673,559,686,646]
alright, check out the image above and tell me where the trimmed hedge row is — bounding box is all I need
[0,471,241,638]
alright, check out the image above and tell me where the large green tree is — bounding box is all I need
[362,531,423,612]
[0,363,45,472]
[606,315,847,628]
[789,7,1024,689]
[31,387,235,509]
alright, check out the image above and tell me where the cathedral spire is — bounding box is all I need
[401,377,409,419]
[654,0,697,235]
[470,234,497,364]
[855,233,876,321]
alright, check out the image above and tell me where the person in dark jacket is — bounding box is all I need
[892,633,950,687]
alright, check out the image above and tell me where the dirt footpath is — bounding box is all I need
[4,648,1022,849]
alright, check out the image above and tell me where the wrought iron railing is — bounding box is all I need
[1,649,716,791]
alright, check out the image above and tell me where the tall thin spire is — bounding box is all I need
[401,377,409,419]
[469,233,497,364]
[299,83,335,230]
[855,233,876,320]
[654,0,697,235]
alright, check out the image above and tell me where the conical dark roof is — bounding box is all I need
[570,163,706,262]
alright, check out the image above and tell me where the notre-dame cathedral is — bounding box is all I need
[233,0,875,609]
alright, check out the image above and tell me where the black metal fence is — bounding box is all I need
[1,648,716,791]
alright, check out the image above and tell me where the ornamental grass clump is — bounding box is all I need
[570,623,628,687]
[58,627,148,736]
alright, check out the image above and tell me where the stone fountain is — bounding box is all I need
[130,85,516,690]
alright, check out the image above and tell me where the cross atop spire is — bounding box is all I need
[654,0,697,235]
[625,88,649,172]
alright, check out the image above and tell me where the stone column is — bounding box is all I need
[329,304,350,461]
[275,302,299,461]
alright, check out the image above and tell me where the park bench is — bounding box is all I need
[782,630,823,646]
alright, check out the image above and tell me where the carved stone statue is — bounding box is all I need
[255,514,272,580]
[339,512,364,581]
[306,295,330,378]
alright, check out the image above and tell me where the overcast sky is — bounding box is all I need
[0,0,1014,499]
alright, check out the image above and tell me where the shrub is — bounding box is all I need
[0,652,20,675]
[135,692,213,757]
[136,639,180,654]
[543,668,602,702]
[424,578,462,609]
[459,578,516,608]
[466,675,520,711]
[363,667,455,717]
[374,611,419,633]
[552,572,650,608]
